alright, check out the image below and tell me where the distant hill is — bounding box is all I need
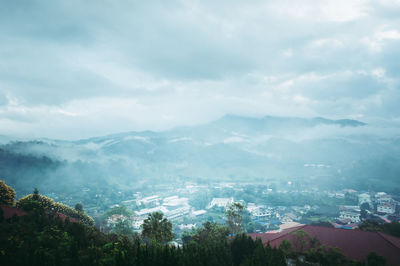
[0,115,399,196]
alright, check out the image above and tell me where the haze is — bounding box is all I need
[1,0,400,140]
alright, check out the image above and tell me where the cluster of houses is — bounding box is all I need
[107,194,209,231]
[334,191,399,229]
[103,184,399,235]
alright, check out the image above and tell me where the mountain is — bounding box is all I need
[0,115,399,196]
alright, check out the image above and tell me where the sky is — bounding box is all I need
[0,0,400,140]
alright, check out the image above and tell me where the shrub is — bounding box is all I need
[0,179,16,206]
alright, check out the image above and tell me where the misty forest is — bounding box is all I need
[1,1,400,266]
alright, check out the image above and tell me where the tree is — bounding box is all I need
[33,188,39,200]
[226,202,244,235]
[279,239,292,256]
[184,221,230,244]
[141,212,173,244]
[291,230,316,253]
[75,203,83,212]
[0,180,16,206]
[367,251,386,266]
[361,202,371,211]
[111,218,133,236]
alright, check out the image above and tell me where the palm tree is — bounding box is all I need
[141,212,173,244]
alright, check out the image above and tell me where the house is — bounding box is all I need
[339,206,360,223]
[377,203,396,215]
[339,211,360,223]
[249,225,400,265]
[375,192,392,204]
[253,208,272,220]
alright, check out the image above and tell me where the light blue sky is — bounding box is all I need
[0,0,400,139]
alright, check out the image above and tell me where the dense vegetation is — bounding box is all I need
[0,180,16,205]
[16,190,94,226]
[358,220,400,237]
[0,181,392,265]
[0,205,287,266]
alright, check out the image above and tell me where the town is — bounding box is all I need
[44,181,400,243]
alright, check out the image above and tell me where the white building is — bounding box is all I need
[166,206,190,220]
[207,198,234,209]
[377,203,396,214]
[162,196,189,207]
[339,206,360,223]
[339,211,360,223]
[179,224,196,230]
[375,193,392,204]
[192,210,207,216]
[135,206,169,217]
[136,195,160,206]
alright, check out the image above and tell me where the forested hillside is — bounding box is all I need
[1,115,400,198]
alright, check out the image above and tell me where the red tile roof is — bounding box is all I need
[1,205,78,223]
[249,225,400,266]
[1,205,27,218]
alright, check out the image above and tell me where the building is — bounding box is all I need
[377,203,396,215]
[136,195,160,206]
[375,192,392,204]
[135,206,168,217]
[207,198,234,209]
[192,209,206,216]
[162,196,189,207]
[339,206,360,223]
[249,225,400,265]
[166,206,190,220]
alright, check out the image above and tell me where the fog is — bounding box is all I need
[0,0,399,236]
[0,115,398,203]
[1,1,400,139]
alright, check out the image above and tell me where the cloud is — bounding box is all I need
[0,0,399,139]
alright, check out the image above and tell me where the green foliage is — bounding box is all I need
[111,218,133,236]
[360,202,371,211]
[359,220,400,238]
[0,179,16,205]
[367,252,386,266]
[0,207,377,266]
[74,203,83,212]
[226,202,244,235]
[0,208,276,266]
[33,188,39,200]
[183,221,230,245]
[16,193,94,226]
[305,246,350,266]
[141,212,173,244]
[279,239,292,255]
[290,230,318,253]
[231,235,286,266]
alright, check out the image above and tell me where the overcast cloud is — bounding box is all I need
[0,0,400,139]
